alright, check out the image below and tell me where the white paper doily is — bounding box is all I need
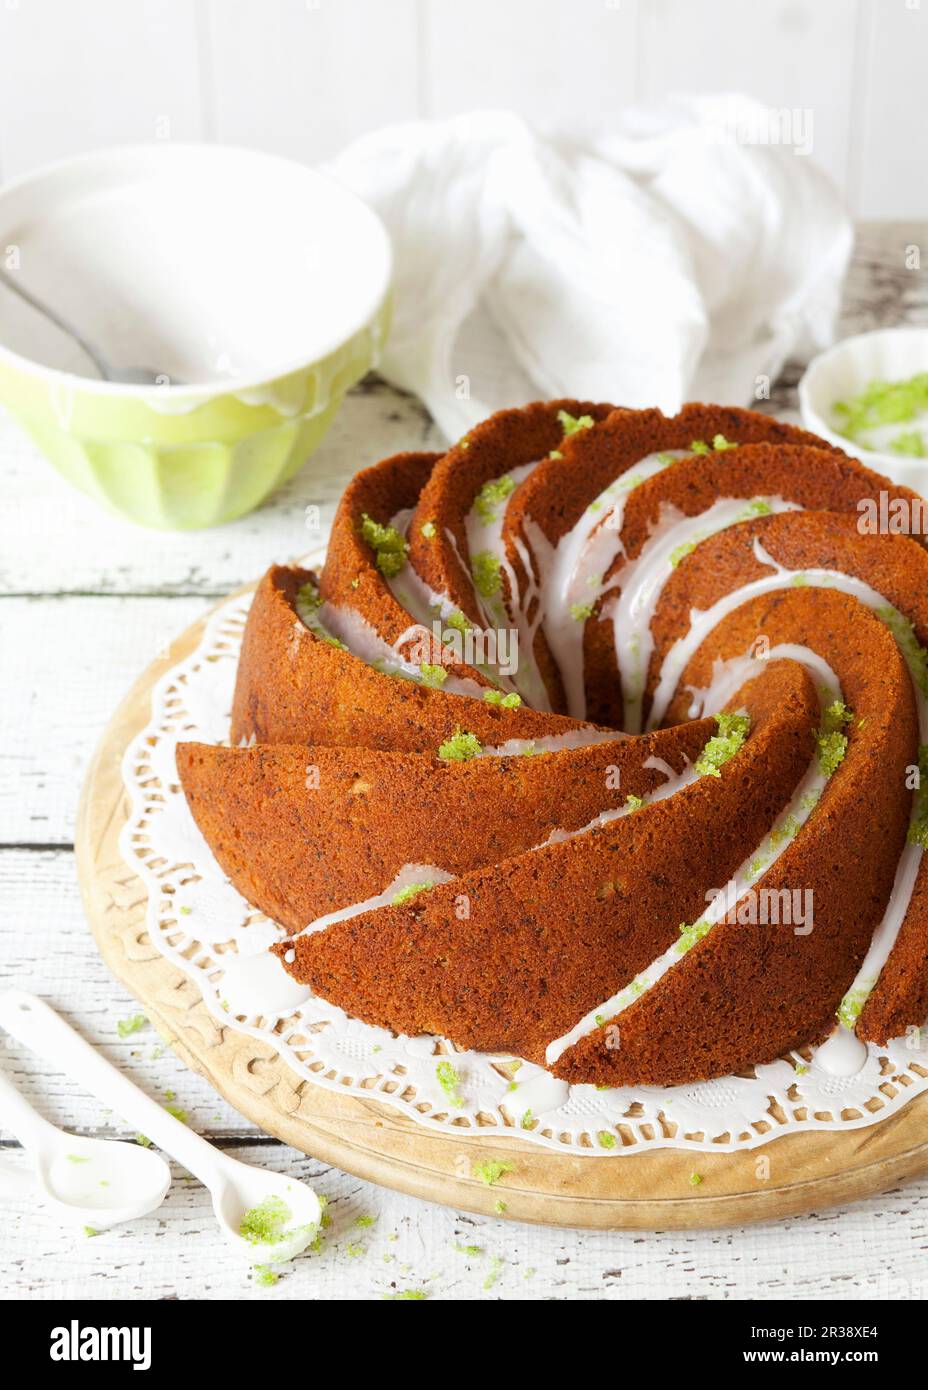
[118,585,928,1155]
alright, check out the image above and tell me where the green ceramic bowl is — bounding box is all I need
[0,145,392,528]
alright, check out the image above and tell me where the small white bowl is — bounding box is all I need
[799,328,928,500]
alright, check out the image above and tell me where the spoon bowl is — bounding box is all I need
[40,1133,172,1229]
[0,1063,171,1230]
[213,1159,322,1263]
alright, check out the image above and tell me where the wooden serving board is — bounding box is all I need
[75,589,928,1230]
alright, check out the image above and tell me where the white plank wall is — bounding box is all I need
[0,0,924,216]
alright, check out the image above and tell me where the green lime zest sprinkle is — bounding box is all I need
[549,449,563,459]
[739,496,773,518]
[436,1058,464,1108]
[769,814,801,849]
[473,550,502,598]
[816,729,849,777]
[135,1134,152,1148]
[437,726,482,761]
[676,918,712,955]
[240,1196,293,1246]
[473,1159,514,1187]
[695,711,750,777]
[690,438,710,455]
[483,689,522,708]
[889,429,927,457]
[117,1013,147,1039]
[384,1289,428,1300]
[712,433,737,451]
[354,1214,376,1228]
[297,579,321,611]
[624,793,644,811]
[359,513,408,578]
[877,606,928,699]
[837,988,869,1030]
[66,1153,90,1164]
[483,1254,504,1290]
[453,1242,481,1256]
[179,905,192,916]
[794,1063,809,1076]
[445,609,471,634]
[832,373,928,443]
[689,1171,703,1187]
[907,745,928,849]
[598,1131,617,1150]
[345,1242,365,1258]
[474,473,516,522]
[165,1105,189,1124]
[392,881,435,905]
[557,409,594,435]
[254,1266,279,1287]
[520,1109,534,1129]
[669,539,696,568]
[418,663,447,688]
[83,1226,101,1238]
[570,602,594,621]
[493,1199,507,1214]
[420,520,437,539]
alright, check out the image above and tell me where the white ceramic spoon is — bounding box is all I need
[0,991,321,1263]
[0,1064,171,1228]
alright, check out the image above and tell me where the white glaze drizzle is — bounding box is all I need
[545,646,841,1067]
[521,450,687,719]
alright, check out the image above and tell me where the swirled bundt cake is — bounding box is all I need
[177,400,928,1088]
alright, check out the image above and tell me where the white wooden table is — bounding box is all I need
[2,222,927,1302]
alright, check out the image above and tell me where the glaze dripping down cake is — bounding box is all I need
[177,401,928,1088]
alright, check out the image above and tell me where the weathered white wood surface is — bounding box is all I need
[1,222,927,1301]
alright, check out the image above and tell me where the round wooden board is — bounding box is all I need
[75,589,928,1231]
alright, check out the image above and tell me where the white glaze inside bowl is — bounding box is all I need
[0,144,391,390]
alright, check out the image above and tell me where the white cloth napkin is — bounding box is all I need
[326,98,852,441]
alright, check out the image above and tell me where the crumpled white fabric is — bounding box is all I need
[325,97,852,440]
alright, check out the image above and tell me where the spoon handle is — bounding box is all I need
[0,267,110,381]
[0,1065,59,1152]
[0,991,228,1191]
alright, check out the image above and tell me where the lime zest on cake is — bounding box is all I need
[473,550,502,598]
[557,409,594,435]
[474,474,517,522]
[437,727,483,761]
[392,881,437,905]
[418,663,447,688]
[695,711,751,777]
[359,513,408,578]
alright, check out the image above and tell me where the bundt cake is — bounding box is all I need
[177,400,928,1089]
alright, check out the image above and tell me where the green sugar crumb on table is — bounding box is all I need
[384,1289,428,1300]
[117,1013,147,1039]
[254,1266,279,1288]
